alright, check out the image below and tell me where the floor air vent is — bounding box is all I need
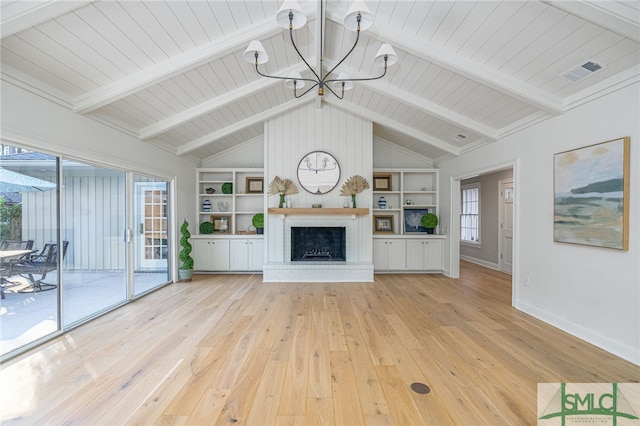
[560,60,605,83]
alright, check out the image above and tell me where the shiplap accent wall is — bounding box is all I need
[23,175,126,270]
[264,102,373,265]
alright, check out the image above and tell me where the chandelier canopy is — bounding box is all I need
[243,0,398,99]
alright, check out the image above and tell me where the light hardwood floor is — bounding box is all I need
[1,261,638,425]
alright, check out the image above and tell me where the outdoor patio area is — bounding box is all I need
[0,270,169,355]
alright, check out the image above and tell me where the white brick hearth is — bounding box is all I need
[263,215,374,282]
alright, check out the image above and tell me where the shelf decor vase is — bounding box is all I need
[279,193,285,208]
[378,196,386,209]
[351,194,356,208]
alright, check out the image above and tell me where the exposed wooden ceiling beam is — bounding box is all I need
[355,79,498,141]
[73,17,287,114]
[324,96,461,157]
[1,0,91,38]
[176,97,314,156]
[139,62,313,140]
[324,11,564,116]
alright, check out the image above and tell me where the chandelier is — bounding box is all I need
[243,0,398,99]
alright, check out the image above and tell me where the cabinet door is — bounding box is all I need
[229,240,248,270]
[192,239,212,271]
[405,240,425,270]
[230,239,264,271]
[210,239,230,271]
[423,239,443,270]
[386,240,406,270]
[248,239,264,271]
[373,240,389,270]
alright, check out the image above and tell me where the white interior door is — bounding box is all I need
[499,179,514,274]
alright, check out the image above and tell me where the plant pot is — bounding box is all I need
[178,269,193,282]
[426,228,434,235]
[256,227,264,235]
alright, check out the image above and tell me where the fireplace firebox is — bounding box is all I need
[291,227,346,262]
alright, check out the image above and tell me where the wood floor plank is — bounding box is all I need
[330,350,367,425]
[2,261,638,425]
[341,313,392,419]
[245,360,288,425]
[278,315,311,416]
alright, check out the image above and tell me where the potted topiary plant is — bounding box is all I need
[179,219,194,281]
[252,213,264,234]
[421,213,438,234]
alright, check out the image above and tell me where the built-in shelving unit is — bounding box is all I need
[371,168,444,272]
[194,168,265,272]
[196,168,264,235]
[372,169,439,235]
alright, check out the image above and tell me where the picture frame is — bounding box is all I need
[554,137,630,250]
[246,177,264,194]
[404,208,428,233]
[373,173,393,191]
[374,215,394,234]
[210,215,232,233]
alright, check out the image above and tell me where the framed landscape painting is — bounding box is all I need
[554,137,629,250]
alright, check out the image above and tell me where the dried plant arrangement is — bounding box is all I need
[268,176,299,207]
[340,175,370,208]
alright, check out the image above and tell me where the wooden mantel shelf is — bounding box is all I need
[268,208,369,216]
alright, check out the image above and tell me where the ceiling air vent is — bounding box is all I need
[560,59,606,83]
[453,133,467,142]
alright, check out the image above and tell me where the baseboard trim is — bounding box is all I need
[460,255,500,271]
[515,300,640,366]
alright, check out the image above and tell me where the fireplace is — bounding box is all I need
[291,227,346,262]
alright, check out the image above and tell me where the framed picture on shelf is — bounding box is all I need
[374,215,394,234]
[245,177,264,194]
[373,174,393,191]
[554,137,629,250]
[211,215,232,233]
[404,209,428,233]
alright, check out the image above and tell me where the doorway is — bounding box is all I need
[451,162,517,305]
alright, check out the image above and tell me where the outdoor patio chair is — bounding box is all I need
[0,240,34,298]
[13,241,68,293]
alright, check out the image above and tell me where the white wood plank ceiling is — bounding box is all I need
[2,0,639,164]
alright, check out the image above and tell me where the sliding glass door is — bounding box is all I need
[0,145,173,359]
[61,159,128,327]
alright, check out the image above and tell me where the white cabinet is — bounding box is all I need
[406,239,443,270]
[230,239,264,271]
[373,239,406,271]
[374,237,444,272]
[192,238,230,271]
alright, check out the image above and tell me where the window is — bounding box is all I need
[461,184,480,243]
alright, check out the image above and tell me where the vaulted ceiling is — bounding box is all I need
[2,0,639,164]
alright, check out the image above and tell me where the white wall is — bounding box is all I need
[202,137,264,168]
[264,101,373,264]
[1,81,198,272]
[373,138,435,168]
[438,83,640,364]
